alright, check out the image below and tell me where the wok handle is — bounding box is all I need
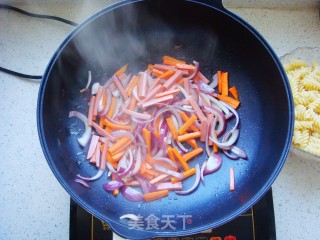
[193,0,225,10]
[108,221,156,240]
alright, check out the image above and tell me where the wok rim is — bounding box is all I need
[37,0,294,238]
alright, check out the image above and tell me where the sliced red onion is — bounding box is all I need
[176,164,200,195]
[210,128,240,150]
[200,163,206,184]
[153,157,178,168]
[103,180,124,191]
[75,178,91,188]
[111,97,122,118]
[121,186,144,202]
[91,82,100,95]
[131,147,142,175]
[204,106,226,137]
[153,164,184,179]
[230,145,247,159]
[153,107,183,130]
[203,152,222,175]
[207,95,231,116]
[106,161,116,173]
[120,214,140,221]
[186,61,200,80]
[219,101,239,133]
[112,89,120,97]
[198,80,215,94]
[99,88,112,116]
[122,73,132,87]
[199,93,211,107]
[117,150,134,179]
[190,85,199,103]
[223,149,239,160]
[135,175,153,194]
[132,86,141,101]
[154,150,164,158]
[76,169,104,181]
[69,111,92,147]
[205,125,212,157]
[80,71,92,92]
[174,84,189,99]
[209,73,218,88]
[173,139,189,153]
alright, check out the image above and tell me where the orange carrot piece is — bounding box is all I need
[113,75,128,100]
[112,150,125,162]
[114,64,128,76]
[101,90,107,110]
[230,168,235,191]
[99,116,106,128]
[100,138,109,170]
[155,88,180,98]
[178,114,197,135]
[200,119,208,142]
[229,86,239,100]
[217,70,222,94]
[88,96,95,126]
[109,137,131,155]
[171,168,196,183]
[166,117,178,140]
[213,143,219,153]
[107,151,118,169]
[104,120,131,131]
[107,96,116,118]
[216,94,240,109]
[183,148,203,162]
[140,163,158,177]
[177,77,186,85]
[163,56,186,64]
[167,146,176,162]
[163,70,184,90]
[172,148,190,171]
[187,139,198,149]
[143,190,169,202]
[187,96,206,122]
[149,174,169,185]
[128,96,137,111]
[148,64,154,70]
[93,86,104,116]
[221,72,229,96]
[178,131,201,142]
[158,69,175,79]
[179,112,199,132]
[154,114,160,139]
[142,128,151,154]
[141,95,174,108]
[152,68,164,77]
[125,75,139,96]
[175,63,196,70]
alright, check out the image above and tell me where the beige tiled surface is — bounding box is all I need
[0,1,320,239]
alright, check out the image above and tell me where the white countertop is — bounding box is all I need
[0,1,320,239]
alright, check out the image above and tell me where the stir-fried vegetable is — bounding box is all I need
[71,56,247,202]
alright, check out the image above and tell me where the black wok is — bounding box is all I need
[37,0,294,239]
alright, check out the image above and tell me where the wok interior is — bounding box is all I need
[41,0,290,233]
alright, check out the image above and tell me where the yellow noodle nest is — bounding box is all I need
[285,59,320,156]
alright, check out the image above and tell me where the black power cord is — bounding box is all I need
[0,4,79,80]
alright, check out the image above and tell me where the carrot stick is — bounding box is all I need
[216,94,240,109]
[143,190,169,202]
[178,114,197,135]
[155,88,180,98]
[163,70,184,90]
[101,90,107,110]
[221,72,229,96]
[125,75,139,96]
[163,56,186,64]
[178,131,201,142]
[229,86,239,100]
[109,137,131,155]
[166,117,178,140]
[111,150,125,162]
[152,68,164,77]
[158,69,175,79]
[142,128,151,154]
[140,162,158,177]
[187,139,198,149]
[114,64,128,76]
[172,148,190,171]
[128,96,137,111]
[179,112,199,132]
[93,86,103,116]
[149,174,169,185]
[99,116,105,128]
[217,70,222,94]
[88,96,95,126]
[183,148,203,162]
[107,96,116,118]
[113,75,128,100]
[171,168,196,183]
[148,64,154,70]
[230,168,235,191]
[100,138,109,170]
[154,116,160,138]
[167,146,176,162]
[213,143,218,153]
[104,120,131,131]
